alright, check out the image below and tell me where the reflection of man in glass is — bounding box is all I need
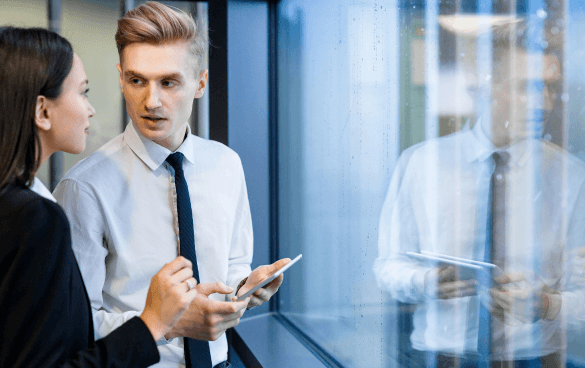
[374,18,585,367]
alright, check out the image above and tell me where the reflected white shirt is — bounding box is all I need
[374,122,585,360]
[54,122,253,368]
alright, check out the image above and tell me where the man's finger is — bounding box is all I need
[437,266,457,283]
[264,274,284,291]
[490,289,513,310]
[499,272,526,284]
[267,258,291,273]
[196,282,234,296]
[437,280,474,294]
[438,285,476,299]
[199,296,250,316]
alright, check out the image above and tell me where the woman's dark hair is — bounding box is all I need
[0,26,73,190]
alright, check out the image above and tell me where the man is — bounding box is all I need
[54,2,288,368]
[374,18,585,367]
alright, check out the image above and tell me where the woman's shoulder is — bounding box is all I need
[0,183,70,245]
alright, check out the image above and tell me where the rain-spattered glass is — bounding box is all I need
[277,0,585,367]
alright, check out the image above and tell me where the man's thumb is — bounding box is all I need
[197,282,234,296]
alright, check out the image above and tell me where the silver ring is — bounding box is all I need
[186,280,195,291]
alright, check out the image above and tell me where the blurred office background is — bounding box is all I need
[4,0,585,367]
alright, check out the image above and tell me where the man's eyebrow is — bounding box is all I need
[124,70,183,80]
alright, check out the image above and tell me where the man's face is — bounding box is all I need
[489,50,561,146]
[117,42,208,151]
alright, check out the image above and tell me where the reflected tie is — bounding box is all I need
[478,151,509,368]
[166,152,212,368]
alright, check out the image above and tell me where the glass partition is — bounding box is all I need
[277,0,585,366]
[0,0,49,186]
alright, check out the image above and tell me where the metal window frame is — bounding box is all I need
[264,1,344,367]
[48,0,63,190]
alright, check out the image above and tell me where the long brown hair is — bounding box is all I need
[0,27,73,190]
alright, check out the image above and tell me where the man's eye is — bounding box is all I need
[163,81,176,87]
[131,79,142,85]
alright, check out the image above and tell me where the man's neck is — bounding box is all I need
[154,124,189,152]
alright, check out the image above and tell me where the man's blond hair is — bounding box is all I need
[115,1,207,73]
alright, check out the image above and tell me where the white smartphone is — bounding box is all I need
[233,254,303,302]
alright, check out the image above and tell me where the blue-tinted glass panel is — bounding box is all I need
[277,0,585,367]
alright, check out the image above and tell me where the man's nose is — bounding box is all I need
[144,85,162,110]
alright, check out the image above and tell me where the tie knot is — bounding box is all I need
[492,151,510,168]
[166,152,184,171]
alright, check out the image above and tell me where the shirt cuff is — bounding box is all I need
[412,267,430,299]
[156,335,174,346]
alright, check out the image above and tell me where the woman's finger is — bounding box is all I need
[170,267,194,284]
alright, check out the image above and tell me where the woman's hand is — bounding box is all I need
[139,256,198,341]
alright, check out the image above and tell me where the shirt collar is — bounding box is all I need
[124,122,196,171]
[30,177,57,202]
[464,120,534,168]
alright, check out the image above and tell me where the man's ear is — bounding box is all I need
[34,95,51,132]
[194,69,208,99]
[116,64,124,94]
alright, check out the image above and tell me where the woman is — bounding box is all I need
[0,26,198,367]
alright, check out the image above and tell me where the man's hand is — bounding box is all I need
[424,266,477,299]
[489,272,558,324]
[164,282,250,341]
[232,258,291,309]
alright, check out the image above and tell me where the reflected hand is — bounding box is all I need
[489,271,556,324]
[233,258,291,309]
[424,266,477,299]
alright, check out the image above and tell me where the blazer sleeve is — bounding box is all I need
[0,195,160,368]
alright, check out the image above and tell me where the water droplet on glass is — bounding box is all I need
[551,26,560,35]
[537,9,547,19]
[562,93,569,102]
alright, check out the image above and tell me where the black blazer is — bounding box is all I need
[0,183,160,368]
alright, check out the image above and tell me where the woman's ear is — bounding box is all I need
[34,95,52,132]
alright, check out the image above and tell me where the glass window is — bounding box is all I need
[1,0,50,186]
[277,0,585,367]
[60,0,125,172]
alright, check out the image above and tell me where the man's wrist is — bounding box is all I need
[541,292,550,320]
[236,277,248,296]
[543,292,562,321]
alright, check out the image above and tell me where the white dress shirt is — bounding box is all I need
[374,122,585,360]
[30,177,56,202]
[54,122,253,368]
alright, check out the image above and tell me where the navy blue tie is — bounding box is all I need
[166,152,212,368]
[478,151,509,368]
